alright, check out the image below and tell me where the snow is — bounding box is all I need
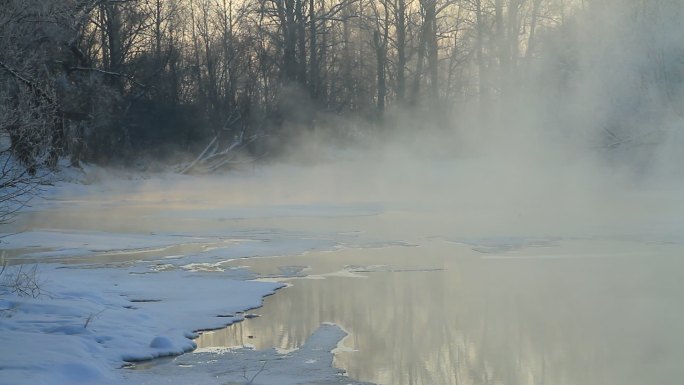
[0,174,372,385]
[0,260,284,385]
[0,229,213,259]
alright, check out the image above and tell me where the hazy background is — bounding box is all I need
[1,0,683,239]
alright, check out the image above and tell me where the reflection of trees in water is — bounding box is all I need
[198,248,684,385]
[329,258,602,385]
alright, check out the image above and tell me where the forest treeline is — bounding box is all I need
[0,0,683,171]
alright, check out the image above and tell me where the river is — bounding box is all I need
[4,171,684,385]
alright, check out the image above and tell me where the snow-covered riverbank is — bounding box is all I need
[0,257,281,385]
[0,169,380,385]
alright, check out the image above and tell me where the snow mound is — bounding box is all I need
[150,336,176,349]
[0,263,282,385]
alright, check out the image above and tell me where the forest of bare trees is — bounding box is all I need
[1,0,683,172]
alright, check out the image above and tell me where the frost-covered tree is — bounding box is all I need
[0,0,66,222]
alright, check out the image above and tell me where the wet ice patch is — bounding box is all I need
[123,324,374,385]
[344,264,443,274]
[0,230,210,259]
[449,236,561,254]
[181,262,225,272]
[156,202,383,221]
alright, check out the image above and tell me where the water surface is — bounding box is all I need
[4,179,683,385]
[197,239,684,385]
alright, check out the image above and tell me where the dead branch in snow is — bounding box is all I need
[180,112,267,174]
[242,360,268,385]
[0,264,43,298]
[181,134,265,174]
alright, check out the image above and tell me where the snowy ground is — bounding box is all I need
[0,260,280,385]
[0,230,353,385]
[0,167,380,385]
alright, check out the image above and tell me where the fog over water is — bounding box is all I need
[9,0,682,243]
[11,144,683,385]
[4,2,684,385]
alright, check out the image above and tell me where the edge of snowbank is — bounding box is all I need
[0,261,283,385]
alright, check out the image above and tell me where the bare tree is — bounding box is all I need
[3,0,634,172]
[371,0,390,117]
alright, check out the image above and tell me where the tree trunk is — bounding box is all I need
[474,0,489,107]
[154,0,163,65]
[396,0,407,103]
[373,30,387,117]
[308,0,318,98]
[104,2,123,91]
[342,15,352,108]
[495,0,509,80]
[525,0,543,63]
[284,0,298,83]
[295,0,307,84]
[425,0,438,102]
[508,0,520,71]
